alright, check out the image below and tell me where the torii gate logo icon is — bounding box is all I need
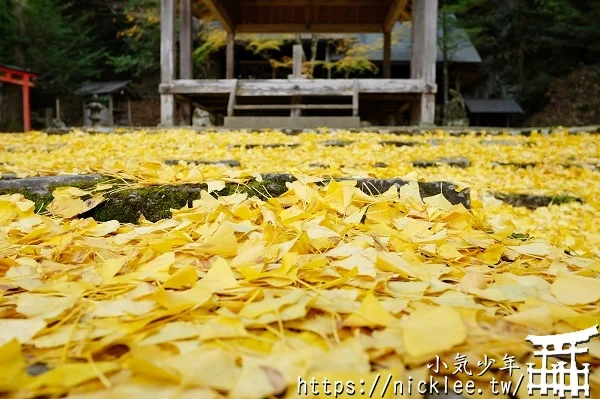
[526,325,599,398]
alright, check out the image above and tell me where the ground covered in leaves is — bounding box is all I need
[0,128,599,398]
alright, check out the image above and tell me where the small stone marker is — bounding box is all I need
[493,192,583,209]
[561,163,598,171]
[282,129,303,136]
[380,140,422,147]
[491,161,537,169]
[228,143,300,149]
[413,157,471,169]
[164,160,241,167]
[481,139,536,147]
[320,140,353,147]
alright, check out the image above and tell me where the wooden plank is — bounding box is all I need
[160,80,234,94]
[291,44,304,117]
[179,99,193,126]
[240,0,388,5]
[22,77,31,131]
[160,79,436,96]
[226,33,235,79]
[179,0,193,126]
[352,79,359,117]
[410,0,438,83]
[411,93,435,126]
[127,99,133,126]
[384,0,409,32]
[227,79,238,116]
[411,0,438,125]
[292,45,304,78]
[233,104,354,110]
[180,0,193,80]
[161,94,175,126]
[383,31,391,78]
[160,0,175,126]
[160,0,175,84]
[358,79,435,94]
[56,97,61,120]
[235,24,383,33]
[108,96,114,126]
[239,80,353,96]
[203,0,234,33]
[325,41,332,79]
[224,116,361,130]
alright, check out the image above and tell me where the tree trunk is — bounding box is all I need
[441,10,450,123]
[14,0,27,65]
[518,39,526,93]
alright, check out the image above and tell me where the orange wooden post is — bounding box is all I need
[0,66,38,131]
[22,75,31,131]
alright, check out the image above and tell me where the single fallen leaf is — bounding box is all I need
[343,292,396,328]
[551,274,600,305]
[16,293,76,320]
[0,319,46,345]
[402,305,466,359]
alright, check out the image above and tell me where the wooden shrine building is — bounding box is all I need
[160,0,439,128]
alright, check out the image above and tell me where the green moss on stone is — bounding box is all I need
[0,188,53,213]
[419,182,445,198]
[89,185,206,223]
[549,195,581,205]
[46,177,111,193]
[509,232,531,242]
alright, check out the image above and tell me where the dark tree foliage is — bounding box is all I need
[452,0,599,114]
[0,0,17,64]
[107,0,162,79]
[0,0,113,91]
[0,0,598,118]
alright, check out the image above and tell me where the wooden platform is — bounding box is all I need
[161,0,439,126]
[159,79,435,96]
[224,116,361,130]
[160,78,435,126]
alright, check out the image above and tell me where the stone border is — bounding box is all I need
[37,125,600,136]
[491,192,583,209]
[0,173,471,223]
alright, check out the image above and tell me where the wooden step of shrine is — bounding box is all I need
[223,116,361,129]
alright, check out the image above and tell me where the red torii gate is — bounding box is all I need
[0,65,39,131]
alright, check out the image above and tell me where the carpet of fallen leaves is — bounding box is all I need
[0,128,599,399]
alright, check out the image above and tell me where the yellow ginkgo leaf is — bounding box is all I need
[343,292,396,328]
[163,265,198,289]
[402,305,466,359]
[551,274,600,305]
[0,319,46,346]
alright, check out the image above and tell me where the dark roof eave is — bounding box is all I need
[0,63,40,76]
